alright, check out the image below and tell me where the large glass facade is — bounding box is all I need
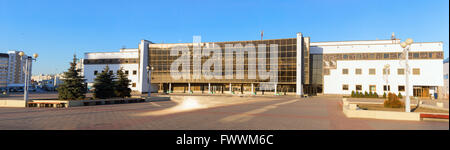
[148,38,297,84]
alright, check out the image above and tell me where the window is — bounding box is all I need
[383,85,390,91]
[355,68,362,75]
[94,70,98,75]
[397,68,405,75]
[133,70,137,75]
[132,83,136,87]
[383,68,390,75]
[342,68,348,75]
[125,70,129,75]
[398,85,405,92]
[369,68,376,75]
[412,68,420,75]
[383,53,389,59]
[413,53,419,59]
[369,85,376,92]
[356,85,362,91]
[342,84,349,90]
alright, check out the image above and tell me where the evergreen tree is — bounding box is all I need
[114,67,131,98]
[57,55,87,100]
[93,66,116,99]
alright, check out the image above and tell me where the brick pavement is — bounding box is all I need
[0,95,448,130]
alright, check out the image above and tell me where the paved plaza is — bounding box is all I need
[0,94,448,130]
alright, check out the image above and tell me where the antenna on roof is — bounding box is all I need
[261,30,264,40]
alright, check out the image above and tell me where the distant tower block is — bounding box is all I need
[193,35,202,44]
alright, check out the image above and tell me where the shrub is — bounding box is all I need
[369,91,374,98]
[364,91,369,97]
[383,92,387,99]
[374,92,379,98]
[384,93,404,108]
[351,91,356,97]
[359,91,363,98]
[398,93,403,99]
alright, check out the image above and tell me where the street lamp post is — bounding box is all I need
[146,66,153,98]
[18,52,38,107]
[400,38,413,112]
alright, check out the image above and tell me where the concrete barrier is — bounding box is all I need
[0,100,26,107]
[342,98,421,121]
[436,102,444,108]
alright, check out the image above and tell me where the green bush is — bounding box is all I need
[398,93,403,99]
[351,91,356,97]
[369,91,374,98]
[374,92,379,98]
[384,93,404,108]
[364,91,369,97]
[383,92,387,99]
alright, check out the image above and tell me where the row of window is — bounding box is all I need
[342,84,405,92]
[341,68,420,75]
[93,70,137,76]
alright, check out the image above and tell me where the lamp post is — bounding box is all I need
[146,66,153,98]
[18,52,38,107]
[400,38,413,112]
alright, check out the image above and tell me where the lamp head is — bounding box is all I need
[33,53,38,59]
[146,66,150,70]
[405,38,413,45]
[18,51,25,57]
[400,42,407,48]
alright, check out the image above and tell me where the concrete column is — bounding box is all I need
[229,83,232,94]
[208,83,211,94]
[169,83,171,93]
[188,83,191,94]
[275,83,277,95]
[296,33,303,96]
[251,83,254,94]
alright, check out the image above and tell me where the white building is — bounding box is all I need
[311,40,444,98]
[83,48,143,91]
[81,33,445,98]
[0,51,33,91]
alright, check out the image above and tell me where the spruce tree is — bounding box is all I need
[57,55,87,100]
[93,66,116,99]
[114,67,131,98]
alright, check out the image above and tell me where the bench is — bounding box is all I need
[28,102,66,108]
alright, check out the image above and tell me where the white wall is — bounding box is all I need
[323,59,443,95]
[83,64,140,91]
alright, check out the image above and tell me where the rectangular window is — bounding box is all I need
[398,85,405,92]
[383,68,390,75]
[125,70,129,75]
[356,85,362,91]
[397,68,405,75]
[342,68,348,75]
[133,70,137,75]
[355,68,362,75]
[342,84,349,90]
[94,70,98,75]
[412,68,420,75]
[132,83,136,87]
[369,68,376,75]
[383,85,390,91]
[383,53,389,59]
[369,85,376,92]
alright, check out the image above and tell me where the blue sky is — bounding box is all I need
[1,0,448,75]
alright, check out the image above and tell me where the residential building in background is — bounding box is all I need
[0,51,33,91]
[443,58,449,99]
[81,33,444,98]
